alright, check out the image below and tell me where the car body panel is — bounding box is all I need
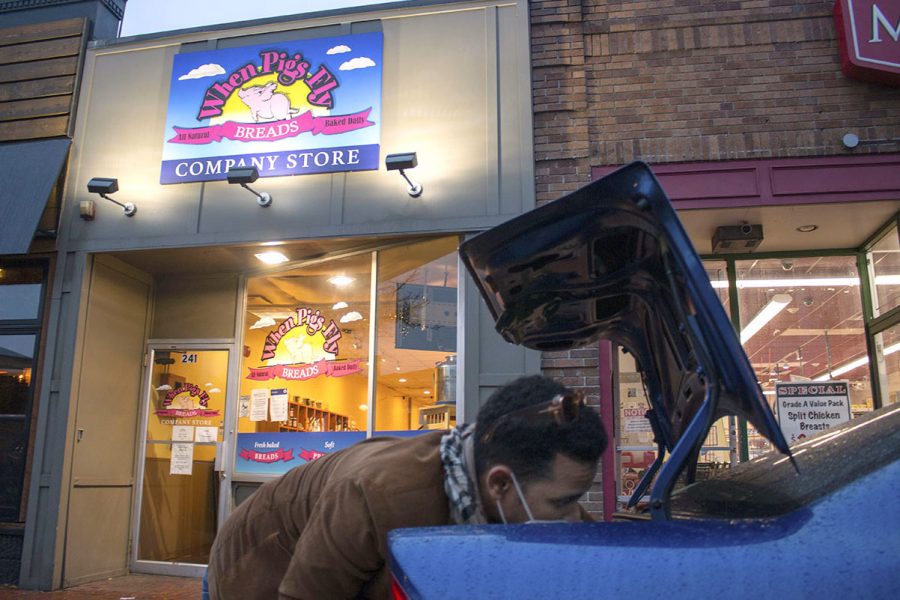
[390,405,900,599]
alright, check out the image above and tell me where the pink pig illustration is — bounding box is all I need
[237,81,300,122]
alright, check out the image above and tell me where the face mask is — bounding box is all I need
[495,470,567,525]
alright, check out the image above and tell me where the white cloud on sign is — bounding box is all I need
[327,44,352,55]
[249,316,277,330]
[339,57,376,71]
[179,63,225,80]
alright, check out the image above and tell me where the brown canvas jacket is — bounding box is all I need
[208,431,451,600]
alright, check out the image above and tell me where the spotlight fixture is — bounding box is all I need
[385,152,423,197]
[86,177,137,217]
[227,167,272,207]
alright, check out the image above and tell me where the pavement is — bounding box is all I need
[0,575,201,599]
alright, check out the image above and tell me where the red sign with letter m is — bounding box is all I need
[834,0,900,85]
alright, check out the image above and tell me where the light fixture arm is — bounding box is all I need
[240,183,272,207]
[399,169,423,198]
[98,192,137,217]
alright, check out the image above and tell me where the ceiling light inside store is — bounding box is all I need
[359,404,368,411]
[710,275,900,289]
[399,378,407,383]
[255,251,289,265]
[328,275,355,287]
[740,294,792,344]
[260,240,284,246]
[813,342,900,381]
[424,390,431,395]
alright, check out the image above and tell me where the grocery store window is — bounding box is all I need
[867,224,900,318]
[614,346,732,511]
[0,263,47,522]
[872,323,900,407]
[735,256,868,455]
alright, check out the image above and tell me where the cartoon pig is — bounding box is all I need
[237,81,300,122]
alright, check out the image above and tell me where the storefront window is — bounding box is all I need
[0,263,45,523]
[704,259,730,316]
[233,237,462,475]
[614,347,732,511]
[374,238,459,435]
[868,225,900,318]
[735,256,868,455]
[0,266,43,321]
[237,252,372,474]
[0,334,36,521]
[873,323,900,407]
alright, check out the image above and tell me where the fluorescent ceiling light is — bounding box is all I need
[255,251,289,265]
[709,275,900,289]
[740,294,792,344]
[328,275,354,287]
[813,341,900,381]
[399,378,407,383]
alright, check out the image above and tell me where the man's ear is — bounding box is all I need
[484,465,514,502]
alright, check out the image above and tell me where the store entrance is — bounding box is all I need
[132,345,229,575]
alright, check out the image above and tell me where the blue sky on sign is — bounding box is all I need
[120,0,407,37]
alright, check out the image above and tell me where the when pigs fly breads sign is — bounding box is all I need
[157,382,220,417]
[161,32,382,184]
[246,306,363,382]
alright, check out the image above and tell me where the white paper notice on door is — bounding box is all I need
[170,442,194,475]
[239,395,251,418]
[172,425,193,442]
[250,388,269,422]
[270,388,288,422]
[194,426,218,443]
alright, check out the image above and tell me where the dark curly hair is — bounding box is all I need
[473,375,607,483]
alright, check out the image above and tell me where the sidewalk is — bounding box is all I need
[0,574,201,599]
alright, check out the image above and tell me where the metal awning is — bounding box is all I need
[0,137,71,255]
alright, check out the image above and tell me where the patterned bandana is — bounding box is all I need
[440,424,488,525]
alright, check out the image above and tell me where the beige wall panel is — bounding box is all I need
[64,257,151,585]
[343,8,494,224]
[62,487,133,587]
[151,274,238,339]
[66,44,203,244]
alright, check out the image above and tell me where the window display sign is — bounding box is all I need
[775,381,852,444]
[246,307,362,381]
[156,382,221,418]
[236,432,365,475]
[161,32,383,184]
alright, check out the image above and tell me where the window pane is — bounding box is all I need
[736,256,868,456]
[868,225,900,317]
[873,323,900,407]
[0,419,27,521]
[0,267,43,320]
[0,335,35,415]
[703,259,730,315]
[374,237,459,434]
[235,253,372,474]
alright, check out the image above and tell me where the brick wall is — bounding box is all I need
[531,0,900,517]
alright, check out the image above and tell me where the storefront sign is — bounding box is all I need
[834,1,900,85]
[775,382,852,444]
[156,382,220,417]
[235,432,365,475]
[161,32,382,183]
[246,359,362,381]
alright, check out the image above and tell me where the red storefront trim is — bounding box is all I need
[591,154,900,210]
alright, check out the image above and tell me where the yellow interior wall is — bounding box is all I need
[239,324,370,431]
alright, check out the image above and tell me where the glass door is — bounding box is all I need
[133,346,229,573]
